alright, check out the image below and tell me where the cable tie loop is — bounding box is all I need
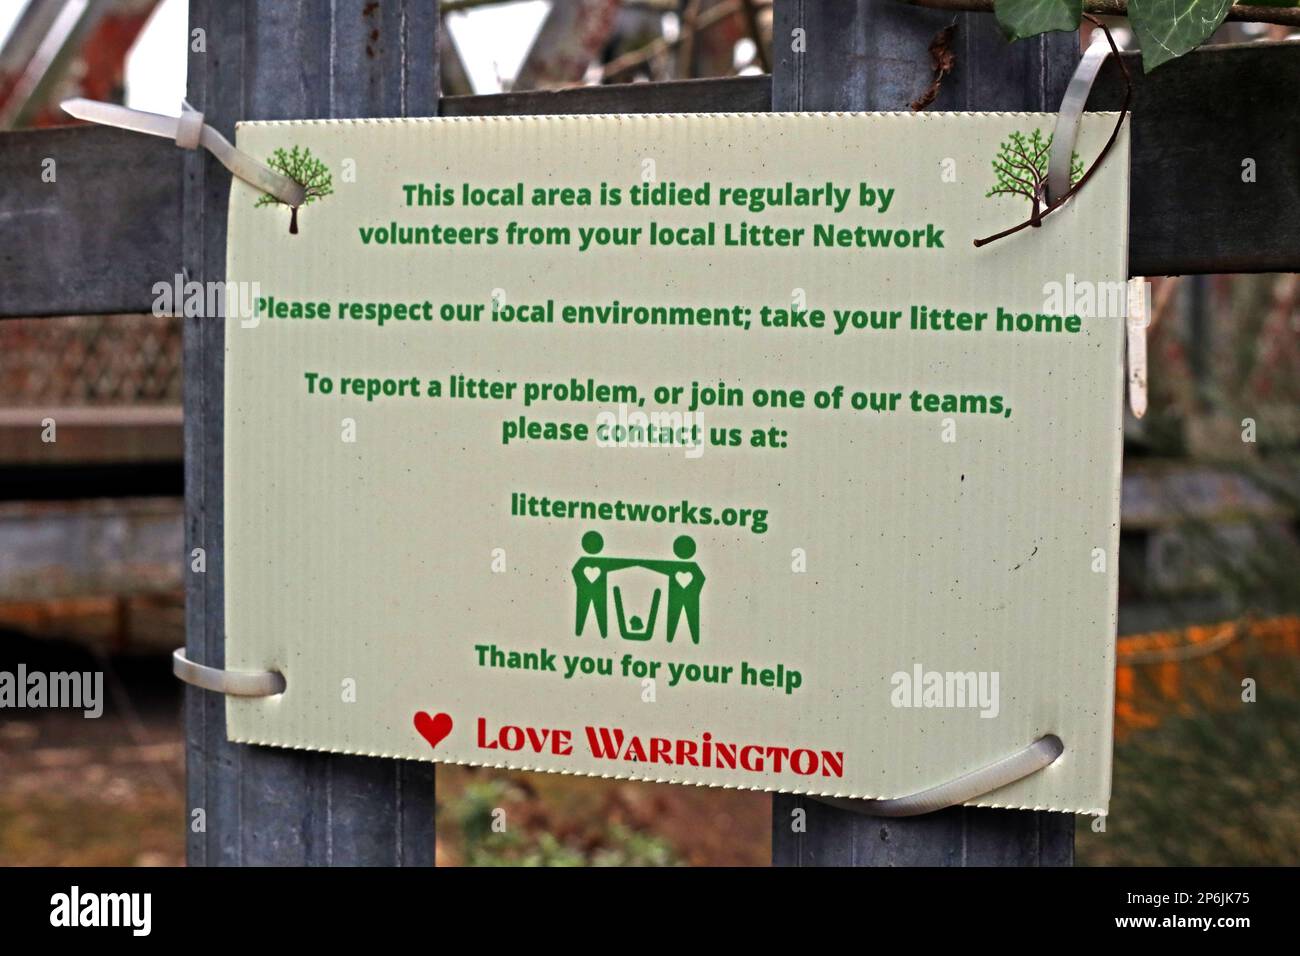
[172,648,285,698]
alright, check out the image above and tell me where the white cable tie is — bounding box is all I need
[1048,32,1112,207]
[1127,277,1150,418]
[172,648,285,698]
[174,98,204,149]
[60,97,306,207]
[808,734,1064,817]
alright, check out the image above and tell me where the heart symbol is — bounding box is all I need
[413,711,453,749]
[675,571,693,588]
[584,566,601,583]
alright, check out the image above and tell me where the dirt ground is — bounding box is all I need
[0,636,184,866]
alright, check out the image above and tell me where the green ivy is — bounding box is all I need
[1128,0,1234,71]
[994,0,1083,41]
[990,0,1297,71]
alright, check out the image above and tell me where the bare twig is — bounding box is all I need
[974,16,1131,247]
[901,0,1300,29]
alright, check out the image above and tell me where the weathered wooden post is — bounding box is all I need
[182,0,440,865]
[769,0,1078,866]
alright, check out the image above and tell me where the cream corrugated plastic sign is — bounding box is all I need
[224,112,1128,814]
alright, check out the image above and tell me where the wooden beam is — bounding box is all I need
[1090,42,1300,276]
[769,0,1077,868]
[441,74,772,116]
[182,0,439,868]
[0,126,182,317]
[772,0,1075,111]
[903,0,1300,29]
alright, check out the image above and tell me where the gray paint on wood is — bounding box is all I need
[182,0,438,867]
[772,801,1075,866]
[770,0,1076,866]
[441,75,773,117]
[1089,43,1300,276]
[0,126,182,317]
[771,0,1074,112]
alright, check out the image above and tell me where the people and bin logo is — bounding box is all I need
[572,531,705,643]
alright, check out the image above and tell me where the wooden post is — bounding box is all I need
[182,0,440,866]
[769,0,1078,866]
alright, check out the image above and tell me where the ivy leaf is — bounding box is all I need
[993,0,1083,41]
[1129,0,1233,72]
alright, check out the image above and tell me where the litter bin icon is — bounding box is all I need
[611,565,664,641]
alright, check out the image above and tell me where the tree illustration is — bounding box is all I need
[255,146,333,235]
[985,128,1083,227]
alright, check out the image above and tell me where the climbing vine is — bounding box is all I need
[901,1,1300,71]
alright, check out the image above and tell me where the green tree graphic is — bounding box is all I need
[985,128,1082,227]
[256,145,333,234]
